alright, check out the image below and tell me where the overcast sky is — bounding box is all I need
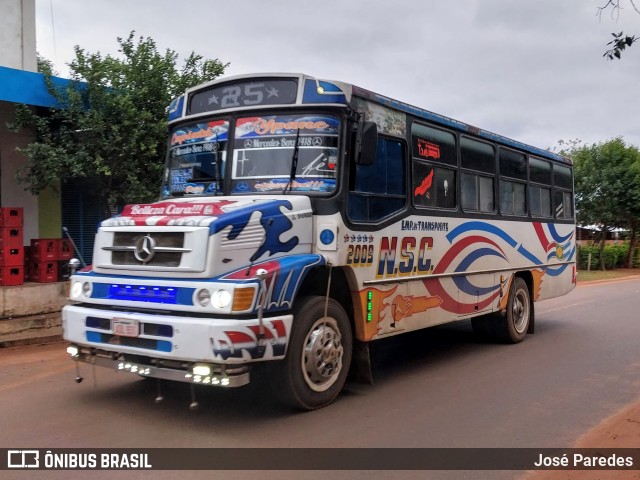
[34,0,640,151]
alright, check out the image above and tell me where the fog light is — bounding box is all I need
[193,364,211,376]
[211,289,232,309]
[67,345,79,357]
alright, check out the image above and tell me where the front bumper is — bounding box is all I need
[67,344,252,387]
[63,304,293,365]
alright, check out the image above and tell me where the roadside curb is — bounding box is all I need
[0,312,62,349]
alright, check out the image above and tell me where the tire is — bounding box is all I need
[276,296,352,410]
[472,276,531,344]
[503,277,531,343]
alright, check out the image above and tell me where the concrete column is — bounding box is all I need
[0,0,37,72]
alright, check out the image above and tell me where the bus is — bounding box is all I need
[63,73,576,410]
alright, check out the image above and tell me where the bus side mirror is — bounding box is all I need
[356,121,378,166]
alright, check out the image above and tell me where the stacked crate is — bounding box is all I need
[28,238,57,282]
[57,239,73,281]
[0,208,25,286]
[27,237,74,282]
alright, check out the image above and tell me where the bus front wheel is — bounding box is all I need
[276,296,352,410]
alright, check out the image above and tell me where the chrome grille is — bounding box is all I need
[106,232,187,267]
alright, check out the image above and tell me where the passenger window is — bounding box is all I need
[462,173,495,212]
[412,162,456,209]
[554,164,573,220]
[529,157,552,184]
[530,185,551,217]
[411,123,457,167]
[499,149,527,216]
[499,148,527,180]
[461,137,495,213]
[500,180,526,216]
[555,190,573,219]
[461,137,495,173]
[529,157,552,218]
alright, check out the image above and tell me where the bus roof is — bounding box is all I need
[350,84,570,166]
[169,72,570,166]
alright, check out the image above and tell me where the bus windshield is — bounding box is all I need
[230,114,340,194]
[163,119,228,197]
[162,113,340,198]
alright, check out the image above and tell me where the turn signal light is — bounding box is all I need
[232,286,257,312]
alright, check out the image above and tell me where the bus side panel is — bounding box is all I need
[337,217,575,342]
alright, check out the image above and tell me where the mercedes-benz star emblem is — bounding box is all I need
[134,235,156,263]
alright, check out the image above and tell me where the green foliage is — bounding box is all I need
[10,32,228,214]
[563,138,640,269]
[561,138,640,231]
[577,243,640,269]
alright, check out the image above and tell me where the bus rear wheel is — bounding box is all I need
[276,296,352,410]
[472,276,531,344]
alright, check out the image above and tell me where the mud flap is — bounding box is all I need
[351,340,374,384]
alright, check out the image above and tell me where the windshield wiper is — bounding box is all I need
[283,128,300,194]
[213,132,223,196]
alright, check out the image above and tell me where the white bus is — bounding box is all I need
[64,73,576,410]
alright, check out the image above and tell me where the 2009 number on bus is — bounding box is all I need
[346,244,374,267]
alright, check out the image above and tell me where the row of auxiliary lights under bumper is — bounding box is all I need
[65,344,251,388]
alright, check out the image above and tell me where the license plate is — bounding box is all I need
[113,318,140,337]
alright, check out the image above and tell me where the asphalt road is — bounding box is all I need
[1,277,640,480]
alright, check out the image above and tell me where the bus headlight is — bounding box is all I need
[195,289,211,307]
[70,281,92,299]
[211,289,232,309]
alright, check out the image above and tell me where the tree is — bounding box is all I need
[561,138,640,269]
[11,32,228,217]
[599,0,639,59]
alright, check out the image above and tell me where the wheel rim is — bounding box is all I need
[301,317,343,392]
[512,288,529,334]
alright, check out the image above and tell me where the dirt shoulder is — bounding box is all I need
[520,397,640,479]
[577,267,640,284]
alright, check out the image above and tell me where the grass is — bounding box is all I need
[577,268,640,283]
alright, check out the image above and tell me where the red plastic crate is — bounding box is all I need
[0,266,24,286]
[0,246,24,266]
[0,207,23,227]
[0,227,23,249]
[31,238,59,261]
[28,261,58,283]
[57,260,70,281]
[58,239,73,260]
